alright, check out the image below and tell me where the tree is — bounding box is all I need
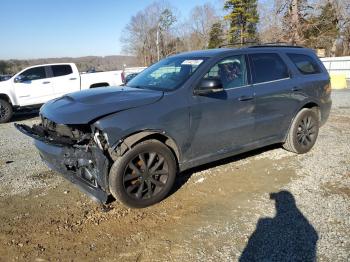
[257,0,284,43]
[208,22,225,48]
[158,8,177,58]
[190,3,218,49]
[304,2,339,56]
[330,0,350,55]
[121,1,178,65]
[277,0,313,44]
[0,61,9,74]
[224,0,259,44]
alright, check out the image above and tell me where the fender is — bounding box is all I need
[0,92,17,106]
[0,80,18,106]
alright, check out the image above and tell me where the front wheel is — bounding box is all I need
[0,99,13,123]
[109,140,177,208]
[283,108,319,154]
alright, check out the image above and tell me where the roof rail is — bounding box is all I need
[219,42,303,49]
[219,41,258,48]
[248,42,303,48]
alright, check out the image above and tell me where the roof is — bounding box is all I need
[172,48,234,58]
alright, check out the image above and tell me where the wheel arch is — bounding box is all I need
[111,130,181,165]
[0,94,13,105]
[298,101,320,121]
[283,101,320,142]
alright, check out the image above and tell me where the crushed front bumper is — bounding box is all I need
[15,124,111,203]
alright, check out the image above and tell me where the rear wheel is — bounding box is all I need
[109,140,177,208]
[0,99,13,123]
[283,108,319,154]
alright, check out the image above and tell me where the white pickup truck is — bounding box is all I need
[0,63,123,123]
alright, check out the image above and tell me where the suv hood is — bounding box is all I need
[41,86,163,124]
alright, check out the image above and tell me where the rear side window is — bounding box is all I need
[52,65,73,77]
[287,53,321,75]
[250,53,289,84]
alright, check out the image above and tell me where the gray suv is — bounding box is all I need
[16,45,332,208]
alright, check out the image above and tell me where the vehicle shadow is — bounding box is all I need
[171,144,281,196]
[9,109,39,123]
[239,191,318,262]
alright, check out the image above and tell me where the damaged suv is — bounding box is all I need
[16,45,332,208]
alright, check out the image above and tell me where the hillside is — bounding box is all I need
[0,55,139,74]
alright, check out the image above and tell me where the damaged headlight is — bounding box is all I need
[93,129,109,151]
[39,116,92,145]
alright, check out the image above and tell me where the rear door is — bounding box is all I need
[14,66,54,106]
[189,54,255,161]
[49,64,80,97]
[248,52,298,142]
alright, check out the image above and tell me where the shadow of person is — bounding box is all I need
[239,191,318,262]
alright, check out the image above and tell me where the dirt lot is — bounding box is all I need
[0,91,349,261]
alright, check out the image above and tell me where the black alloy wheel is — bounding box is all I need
[296,115,317,147]
[283,108,319,154]
[109,140,177,208]
[123,152,169,200]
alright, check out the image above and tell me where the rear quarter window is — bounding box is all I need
[52,65,73,77]
[287,53,321,75]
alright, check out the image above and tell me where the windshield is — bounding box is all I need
[127,57,206,91]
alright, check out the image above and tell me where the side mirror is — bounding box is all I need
[14,75,24,83]
[194,78,224,96]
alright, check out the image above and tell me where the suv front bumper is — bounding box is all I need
[15,124,110,203]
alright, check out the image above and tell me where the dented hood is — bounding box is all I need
[40,86,163,124]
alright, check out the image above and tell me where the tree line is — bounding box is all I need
[1,0,349,74]
[122,0,350,65]
[0,56,138,75]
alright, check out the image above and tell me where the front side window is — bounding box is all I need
[287,53,321,75]
[127,57,206,91]
[250,53,289,84]
[19,67,46,81]
[204,55,247,89]
[52,65,73,77]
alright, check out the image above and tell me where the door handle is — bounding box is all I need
[42,81,50,84]
[292,87,302,92]
[69,78,77,80]
[238,96,254,101]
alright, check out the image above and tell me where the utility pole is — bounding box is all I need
[156,22,160,62]
[291,0,301,44]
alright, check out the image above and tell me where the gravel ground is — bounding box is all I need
[0,112,62,197]
[0,90,349,261]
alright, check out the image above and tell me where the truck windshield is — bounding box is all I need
[127,57,206,91]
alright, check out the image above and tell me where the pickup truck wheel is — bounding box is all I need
[0,99,13,123]
[109,140,177,208]
[283,108,319,154]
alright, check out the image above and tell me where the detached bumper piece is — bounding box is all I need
[15,124,110,203]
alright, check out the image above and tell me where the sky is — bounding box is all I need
[0,0,227,60]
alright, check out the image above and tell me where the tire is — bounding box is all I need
[0,99,13,123]
[109,140,177,208]
[283,108,319,154]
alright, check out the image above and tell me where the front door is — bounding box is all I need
[14,66,54,106]
[189,54,255,162]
